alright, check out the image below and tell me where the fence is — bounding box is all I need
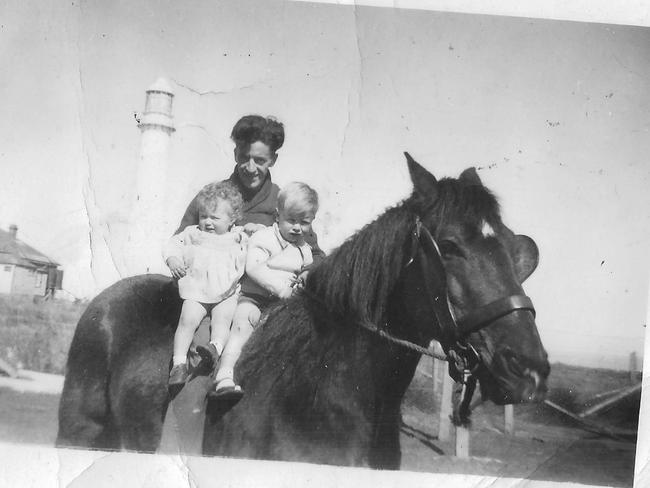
[427,350,641,457]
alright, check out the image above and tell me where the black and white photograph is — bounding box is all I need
[1,1,648,486]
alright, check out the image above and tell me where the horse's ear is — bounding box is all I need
[459,167,483,186]
[513,235,539,283]
[405,152,438,201]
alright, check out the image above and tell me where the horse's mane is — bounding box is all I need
[306,176,501,327]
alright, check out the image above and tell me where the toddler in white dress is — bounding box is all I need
[163,181,248,390]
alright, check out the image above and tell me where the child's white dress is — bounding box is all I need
[163,225,248,303]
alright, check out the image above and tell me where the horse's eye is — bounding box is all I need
[438,240,463,258]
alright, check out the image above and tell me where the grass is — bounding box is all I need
[0,294,86,375]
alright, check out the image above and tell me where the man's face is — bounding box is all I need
[234,141,276,191]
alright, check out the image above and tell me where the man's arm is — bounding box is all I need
[304,230,325,266]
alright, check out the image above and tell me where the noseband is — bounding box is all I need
[407,217,536,381]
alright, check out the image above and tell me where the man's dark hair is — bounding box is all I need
[231,115,285,153]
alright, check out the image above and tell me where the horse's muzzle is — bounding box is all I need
[481,347,550,404]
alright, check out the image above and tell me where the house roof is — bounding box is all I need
[0,227,59,268]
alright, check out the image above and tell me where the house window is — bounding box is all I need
[3,266,10,272]
[35,273,43,288]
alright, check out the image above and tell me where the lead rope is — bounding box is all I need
[357,319,448,361]
[296,277,477,424]
[360,316,478,426]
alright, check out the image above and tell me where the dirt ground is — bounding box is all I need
[0,373,638,488]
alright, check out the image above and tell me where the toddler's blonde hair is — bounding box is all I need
[278,182,319,216]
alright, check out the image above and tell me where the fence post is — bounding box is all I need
[431,356,440,438]
[432,354,441,396]
[504,404,514,435]
[438,359,453,442]
[455,425,469,457]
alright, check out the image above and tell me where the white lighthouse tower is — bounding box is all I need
[127,77,175,275]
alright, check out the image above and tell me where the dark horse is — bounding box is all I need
[57,155,549,468]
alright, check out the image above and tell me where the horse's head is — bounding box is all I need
[399,154,549,404]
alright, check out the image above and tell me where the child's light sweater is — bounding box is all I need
[241,223,313,299]
[163,225,248,303]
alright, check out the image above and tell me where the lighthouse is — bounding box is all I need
[127,78,175,275]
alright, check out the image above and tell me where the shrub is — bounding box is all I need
[0,294,85,375]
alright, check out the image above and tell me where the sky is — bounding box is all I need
[0,0,649,369]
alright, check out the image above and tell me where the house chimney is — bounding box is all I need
[9,224,17,239]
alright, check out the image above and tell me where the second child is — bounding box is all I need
[209,182,320,401]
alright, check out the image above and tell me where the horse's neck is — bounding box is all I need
[363,318,423,400]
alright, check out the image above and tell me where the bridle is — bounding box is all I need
[398,216,538,425]
[405,217,536,401]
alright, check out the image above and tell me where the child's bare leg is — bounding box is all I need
[173,300,208,366]
[214,299,261,390]
[209,294,238,357]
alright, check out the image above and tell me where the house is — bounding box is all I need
[0,225,63,296]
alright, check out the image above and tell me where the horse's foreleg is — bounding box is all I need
[367,349,420,470]
[367,400,402,469]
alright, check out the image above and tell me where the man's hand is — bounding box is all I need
[166,257,187,279]
[242,223,266,236]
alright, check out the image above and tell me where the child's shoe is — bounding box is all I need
[168,363,189,388]
[205,378,243,419]
[196,343,220,369]
[208,377,244,403]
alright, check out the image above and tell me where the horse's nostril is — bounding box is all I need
[509,356,525,376]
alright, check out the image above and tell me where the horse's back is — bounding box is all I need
[56,274,181,451]
[203,298,375,466]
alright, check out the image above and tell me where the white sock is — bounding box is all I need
[215,367,234,384]
[216,378,235,390]
[172,356,186,366]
